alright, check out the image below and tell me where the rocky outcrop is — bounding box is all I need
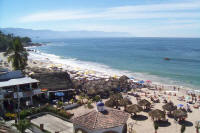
[29,68,74,91]
[27,67,131,97]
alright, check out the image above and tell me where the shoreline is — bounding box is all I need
[0,48,199,94]
[1,51,200,133]
[27,48,200,92]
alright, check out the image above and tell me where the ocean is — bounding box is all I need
[30,37,200,89]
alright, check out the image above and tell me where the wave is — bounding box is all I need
[28,50,199,90]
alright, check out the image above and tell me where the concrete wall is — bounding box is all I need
[74,124,123,133]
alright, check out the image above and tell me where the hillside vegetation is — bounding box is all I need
[0,30,31,52]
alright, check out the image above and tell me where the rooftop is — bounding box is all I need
[73,108,129,130]
[0,77,39,88]
[0,70,24,81]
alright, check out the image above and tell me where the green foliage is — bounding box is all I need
[154,122,159,130]
[20,109,32,120]
[87,100,94,109]
[0,30,31,52]
[14,119,31,133]
[4,37,28,70]
[5,113,17,120]
[20,37,31,43]
[70,99,74,104]
[19,105,73,120]
[93,95,101,102]
[57,101,63,107]
[181,125,186,133]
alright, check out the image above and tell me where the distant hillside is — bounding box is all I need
[0,28,132,40]
[0,30,41,52]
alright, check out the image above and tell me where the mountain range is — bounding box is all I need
[0,28,132,40]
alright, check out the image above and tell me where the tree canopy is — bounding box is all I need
[0,30,32,52]
[4,37,28,70]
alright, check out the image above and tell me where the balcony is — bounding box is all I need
[0,94,3,100]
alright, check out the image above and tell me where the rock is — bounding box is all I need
[164,57,170,61]
[30,68,74,90]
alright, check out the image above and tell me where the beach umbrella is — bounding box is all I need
[138,80,145,84]
[113,75,118,79]
[146,80,152,83]
[173,109,187,120]
[162,102,177,114]
[138,99,151,108]
[55,92,64,97]
[126,104,143,115]
[177,104,184,108]
[119,98,132,107]
[149,109,165,120]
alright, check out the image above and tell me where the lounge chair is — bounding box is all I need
[193,103,200,109]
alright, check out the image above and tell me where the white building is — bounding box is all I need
[73,102,129,133]
[0,70,41,113]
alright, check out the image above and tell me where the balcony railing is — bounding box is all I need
[0,94,3,100]
[0,88,41,99]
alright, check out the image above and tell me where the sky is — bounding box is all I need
[0,0,200,37]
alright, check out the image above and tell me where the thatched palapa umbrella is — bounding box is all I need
[110,93,123,101]
[173,109,187,121]
[149,109,165,121]
[138,99,151,109]
[126,104,143,116]
[162,102,177,114]
[119,75,129,81]
[119,98,132,107]
[105,99,116,108]
[87,89,97,96]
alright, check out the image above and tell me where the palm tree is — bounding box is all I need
[4,37,28,70]
[154,122,159,133]
[181,125,186,133]
[195,121,200,133]
[14,119,31,133]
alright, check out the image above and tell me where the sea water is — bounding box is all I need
[30,37,200,89]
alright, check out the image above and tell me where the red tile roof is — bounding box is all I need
[73,108,129,130]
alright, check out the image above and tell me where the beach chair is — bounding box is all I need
[193,103,200,109]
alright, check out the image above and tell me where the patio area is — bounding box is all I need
[31,114,73,133]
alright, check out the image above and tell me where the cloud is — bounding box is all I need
[19,1,200,22]
[107,1,200,13]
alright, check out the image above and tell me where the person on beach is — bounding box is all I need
[173,86,176,91]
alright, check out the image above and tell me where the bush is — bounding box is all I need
[93,95,101,102]
[5,113,17,120]
[57,101,63,107]
[87,102,94,109]
[17,104,73,120]
[57,110,74,119]
[14,119,31,133]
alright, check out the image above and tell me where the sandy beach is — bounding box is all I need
[1,51,200,133]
